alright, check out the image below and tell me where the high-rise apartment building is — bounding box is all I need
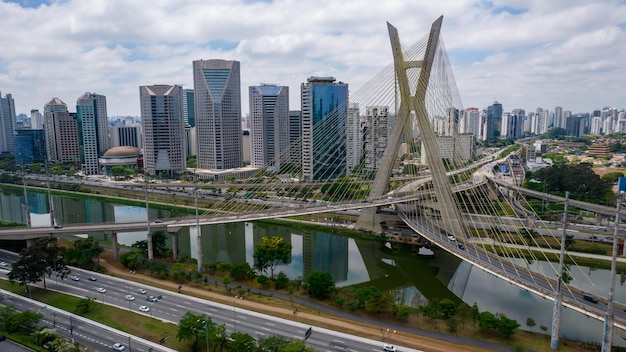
[139,84,186,176]
[345,103,361,173]
[55,112,81,164]
[76,92,109,175]
[0,92,16,154]
[301,76,348,181]
[248,84,289,171]
[43,98,69,162]
[362,106,388,172]
[486,100,502,141]
[193,59,242,170]
[464,107,481,140]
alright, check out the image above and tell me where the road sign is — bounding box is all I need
[304,327,312,341]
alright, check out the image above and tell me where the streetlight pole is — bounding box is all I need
[602,191,623,351]
[233,296,238,333]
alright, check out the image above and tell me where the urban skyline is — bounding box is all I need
[1,0,625,117]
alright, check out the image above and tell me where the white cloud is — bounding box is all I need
[1,0,625,116]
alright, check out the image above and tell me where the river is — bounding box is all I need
[0,186,624,346]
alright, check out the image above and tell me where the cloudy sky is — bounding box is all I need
[1,0,625,117]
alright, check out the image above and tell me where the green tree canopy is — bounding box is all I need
[529,163,612,205]
[8,237,70,294]
[253,236,291,279]
[304,270,335,300]
[64,238,104,270]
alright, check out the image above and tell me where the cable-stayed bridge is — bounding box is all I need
[2,16,624,347]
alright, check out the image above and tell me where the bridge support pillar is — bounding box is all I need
[108,231,119,260]
[596,214,604,226]
[355,209,384,234]
[26,238,35,247]
[169,230,179,261]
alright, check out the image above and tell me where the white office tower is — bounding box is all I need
[345,103,361,173]
[617,111,626,133]
[363,106,388,172]
[31,109,44,130]
[0,92,16,154]
[76,92,109,175]
[44,98,68,161]
[248,84,289,171]
[554,106,563,129]
[139,85,186,176]
[590,116,602,135]
[193,59,242,170]
[465,108,481,140]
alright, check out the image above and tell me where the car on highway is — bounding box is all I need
[457,243,465,250]
[147,295,158,302]
[137,288,147,294]
[70,275,80,281]
[583,294,598,304]
[383,343,396,352]
[96,287,106,293]
[154,219,162,223]
[88,275,97,281]
[447,234,455,241]
[113,342,125,351]
[139,305,150,312]
[0,261,8,267]
[125,295,135,301]
[603,236,614,243]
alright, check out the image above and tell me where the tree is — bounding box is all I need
[75,297,95,315]
[257,335,291,352]
[438,298,457,319]
[8,237,69,293]
[176,312,215,349]
[253,236,291,279]
[526,317,536,332]
[3,310,42,333]
[227,332,257,351]
[496,313,521,338]
[230,262,254,281]
[478,311,498,331]
[120,250,147,270]
[304,270,334,300]
[64,238,104,270]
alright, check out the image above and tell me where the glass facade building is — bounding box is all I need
[249,84,289,171]
[301,77,348,181]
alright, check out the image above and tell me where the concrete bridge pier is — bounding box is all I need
[26,238,35,247]
[108,231,119,260]
[168,229,179,261]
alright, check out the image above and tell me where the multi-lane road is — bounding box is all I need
[0,250,423,352]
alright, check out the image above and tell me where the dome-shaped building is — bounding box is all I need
[99,146,141,176]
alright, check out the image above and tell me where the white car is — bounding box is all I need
[96,287,106,293]
[0,262,8,267]
[447,235,456,241]
[383,344,396,352]
[139,305,150,312]
[113,343,125,351]
[125,295,135,301]
[70,275,80,281]
[137,288,147,294]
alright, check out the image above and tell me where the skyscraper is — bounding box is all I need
[486,100,502,141]
[31,109,44,129]
[139,84,186,176]
[182,89,195,127]
[15,129,46,164]
[249,84,289,171]
[0,92,16,154]
[301,76,348,181]
[193,59,242,170]
[345,103,361,173]
[76,92,109,175]
[362,106,388,172]
[43,98,69,162]
[288,110,302,165]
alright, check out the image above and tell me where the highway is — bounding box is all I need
[0,251,423,352]
[399,213,626,332]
